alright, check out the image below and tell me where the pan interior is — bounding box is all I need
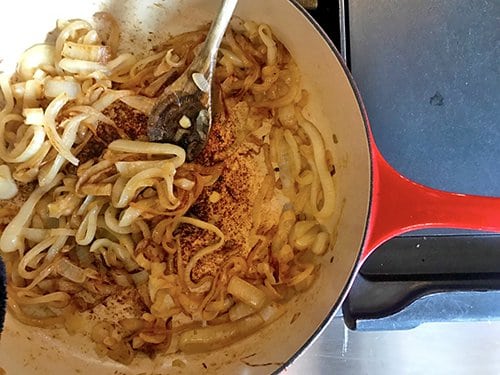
[0,0,371,373]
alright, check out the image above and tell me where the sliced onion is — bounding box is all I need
[17,44,55,81]
[109,140,186,167]
[11,82,25,99]
[23,108,44,125]
[56,257,87,284]
[80,183,112,196]
[178,313,264,354]
[61,41,111,63]
[23,79,43,108]
[44,77,81,100]
[92,89,134,112]
[107,53,137,77]
[297,112,336,218]
[21,228,75,242]
[165,49,185,68]
[219,48,245,68]
[258,302,285,324]
[33,69,47,81]
[118,207,141,227]
[0,74,14,115]
[0,174,62,252]
[0,121,46,164]
[115,160,168,178]
[228,302,255,322]
[20,228,47,242]
[227,276,267,310]
[174,178,195,191]
[119,95,155,114]
[47,193,82,218]
[82,30,100,45]
[104,206,132,234]
[39,114,87,186]
[0,165,18,199]
[43,93,79,166]
[59,58,109,75]
[55,20,92,64]
[311,231,330,255]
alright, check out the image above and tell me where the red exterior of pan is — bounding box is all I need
[362,129,500,261]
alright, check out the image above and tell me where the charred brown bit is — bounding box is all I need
[78,101,149,162]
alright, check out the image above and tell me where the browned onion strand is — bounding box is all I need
[0,13,335,363]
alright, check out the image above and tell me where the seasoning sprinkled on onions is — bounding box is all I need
[0,13,336,365]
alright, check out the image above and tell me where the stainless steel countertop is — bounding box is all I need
[287,314,500,375]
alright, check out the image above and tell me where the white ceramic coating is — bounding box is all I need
[0,0,371,373]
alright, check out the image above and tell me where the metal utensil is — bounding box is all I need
[147,0,239,161]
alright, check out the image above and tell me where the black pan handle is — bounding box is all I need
[342,235,500,330]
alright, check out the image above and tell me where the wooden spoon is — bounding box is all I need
[147,0,239,161]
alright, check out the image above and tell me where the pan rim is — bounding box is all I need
[273,1,374,373]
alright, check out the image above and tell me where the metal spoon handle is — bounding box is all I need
[191,0,239,75]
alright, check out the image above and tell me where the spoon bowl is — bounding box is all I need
[147,0,239,161]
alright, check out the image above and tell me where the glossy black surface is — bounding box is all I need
[342,235,500,329]
[348,0,500,196]
[307,3,341,49]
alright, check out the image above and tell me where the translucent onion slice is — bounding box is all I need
[58,58,109,75]
[0,174,62,252]
[311,231,330,255]
[107,53,137,73]
[228,302,255,322]
[119,95,155,114]
[227,276,267,310]
[39,114,87,186]
[110,270,132,287]
[21,228,75,243]
[61,41,111,63]
[55,20,92,62]
[258,302,285,324]
[80,183,112,196]
[165,49,185,68]
[23,79,43,108]
[11,82,25,99]
[115,160,169,178]
[44,77,81,100]
[43,93,79,166]
[178,313,265,354]
[0,165,18,199]
[17,44,55,81]
[1,121,45,163]
[92,90,134,112]
[23,108,44,125]
[297,111,336,218]
[118,207,141,227]
[56,258,87,284]
[108,140,186,167]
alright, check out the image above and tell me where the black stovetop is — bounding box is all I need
[307,0,500,330]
